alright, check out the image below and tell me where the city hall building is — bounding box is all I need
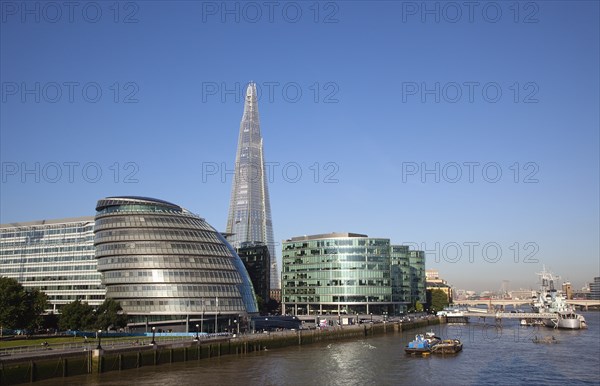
[281,233,425,316]
[1,197,261,332]
[94,196,259,331]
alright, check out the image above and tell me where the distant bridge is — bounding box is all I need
[456,299,600,310]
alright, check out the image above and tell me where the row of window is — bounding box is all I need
[97,204,182,215]
[97,256,235,269]
[283,263,390,272]
[119,298,245,313]
[284,280,391,289]
[0,254,95,265]
[18,274,102,282]
[95,229,222,244]
[95,242,231,257]
[106,286,241,299]
[28,284,103,291]
[0,245,94,255]
[283,286,391,295]
[95,215,212,231]
[283,248,390,257]
[0,225,93,239]
[97,261,235,272]
[104,269,240,283]
[283,270,390,280]
[0,235,94,248]
[1,264,97,273]
[283,238,389,249]
[283,254,390,264]
[284,295,392,303]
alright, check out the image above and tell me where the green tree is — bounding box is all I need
[23,288,48,330]
[0,277,47,330]
[58,300,96,331]
[95,298,127,331]
[415,300,424,312]
[428,289,450,313]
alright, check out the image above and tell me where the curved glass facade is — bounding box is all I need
[282,233,426,316]
[94,196,258,326]
[281,233,396,315]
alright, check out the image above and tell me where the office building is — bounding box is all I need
[590,277,600,300]
[94,196,258,330]
[425,269,452,303]
[0,217,104,312]
[281,233,425,316]
[236,242,271,304]
[226,82,278,289]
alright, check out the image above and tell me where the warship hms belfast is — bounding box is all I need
[531,267,587,329]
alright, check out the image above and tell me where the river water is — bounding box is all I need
[37,312,600,386]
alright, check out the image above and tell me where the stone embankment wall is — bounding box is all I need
[0,318,441,385]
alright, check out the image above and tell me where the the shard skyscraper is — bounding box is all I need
[226,82,278,289]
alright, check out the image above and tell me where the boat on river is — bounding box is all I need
[430,339,463,354]
[404,332,441,355]
[531,267,587,330]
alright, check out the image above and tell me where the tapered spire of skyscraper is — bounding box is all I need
[226,82,278,289]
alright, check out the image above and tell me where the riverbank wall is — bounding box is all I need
[0,318,441,385]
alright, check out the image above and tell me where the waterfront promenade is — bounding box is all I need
[0,318,440,385]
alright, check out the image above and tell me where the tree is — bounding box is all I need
[58,300,96,331]
[23,288,48,330]
[428,289,450,313]
[408,300,424,313]
[0,277,47,330]
[415,300,424,312]
[95,298,127,331]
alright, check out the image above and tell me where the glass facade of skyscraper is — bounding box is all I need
[0,217,104,312]
[226,82,278,290]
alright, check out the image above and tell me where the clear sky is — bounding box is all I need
[1,1,598,292]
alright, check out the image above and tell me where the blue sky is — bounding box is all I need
[1,1,598,291]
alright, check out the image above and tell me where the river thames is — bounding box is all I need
[36,312,599,386]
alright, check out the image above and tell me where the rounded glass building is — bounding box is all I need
[94,196,258,330]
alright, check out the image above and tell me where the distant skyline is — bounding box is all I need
[1,1,598,292]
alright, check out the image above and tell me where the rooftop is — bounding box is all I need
[0,216,95,229]
[286,232,369,242]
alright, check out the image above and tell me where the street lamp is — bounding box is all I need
[370,313,373,323]
[234,316,240,336]
[214,297,219,333]
[151,326,156,345]
[195,324,199,341]
[96,330,102,350]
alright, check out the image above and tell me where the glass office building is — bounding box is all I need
[226,82,278,289]
[282,233,426,316]
[236,242,271,304]
[282,233,395,315]
[390,245,411,314]
[95,196,258,330]
[408,250,426,304]
[0,217,104,312]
